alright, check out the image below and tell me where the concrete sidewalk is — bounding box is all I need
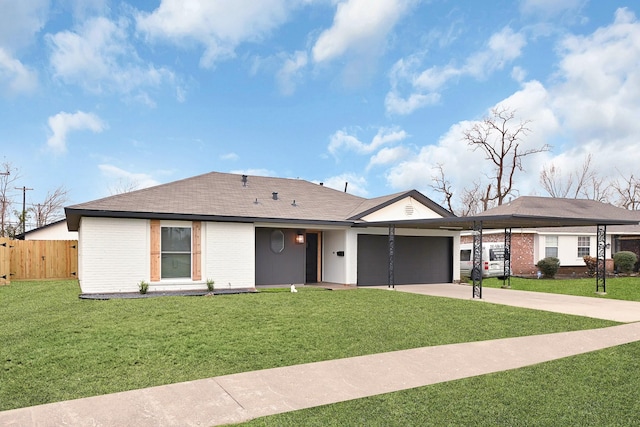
[3,286,640,426]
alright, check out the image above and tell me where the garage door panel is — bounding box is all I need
[357,234,452,286]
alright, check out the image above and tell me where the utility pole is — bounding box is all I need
[15,186,33,234]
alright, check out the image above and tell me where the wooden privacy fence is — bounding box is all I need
[0,237,78,284]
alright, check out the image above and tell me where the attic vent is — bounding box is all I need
[404,205,415,216]
[242,175,248,186]
[272,192,278,200]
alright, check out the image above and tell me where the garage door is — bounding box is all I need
[357,235,453,286]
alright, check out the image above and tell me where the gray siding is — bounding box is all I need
[357,235,452,286]
[255,228,305,285]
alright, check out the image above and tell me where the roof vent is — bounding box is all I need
[272,192,278,200]
[405,205,414,216]
[242,175,248,186]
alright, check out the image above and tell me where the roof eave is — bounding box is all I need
[64,208,356,231]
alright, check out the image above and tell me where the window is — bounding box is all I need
[577,236,590,257]
[545,236,558,258]
[270,230,285,254]
[161,227,191,278]
[460,250,471,261]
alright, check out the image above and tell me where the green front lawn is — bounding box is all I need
[244,342,640,426]
[0,280,617,411]
[482,276,640,300]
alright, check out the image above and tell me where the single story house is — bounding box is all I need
[461,198,640,276]
[65,172,459,295]
[16,219,78,241]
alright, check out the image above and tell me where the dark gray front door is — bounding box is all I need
[357,235,453,286]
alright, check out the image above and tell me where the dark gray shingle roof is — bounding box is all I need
[65,171,447,231]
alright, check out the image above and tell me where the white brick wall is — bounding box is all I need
[78,217,149,294]
[204,222,255,289]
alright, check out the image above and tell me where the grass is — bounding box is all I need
[482,276,640,301]
[243,342,640,426]
[0,280,617,411]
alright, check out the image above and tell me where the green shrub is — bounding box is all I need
[537,257,560,279]
[138,280,149,294]
[613,251,638,274]
[583,255,597,277]
[206,278,215,292]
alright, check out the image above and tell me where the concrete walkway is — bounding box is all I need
[3,285,640,426]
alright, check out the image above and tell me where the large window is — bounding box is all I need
[161,227,191,278]
[577,236,590,257]
[545,236,558,258]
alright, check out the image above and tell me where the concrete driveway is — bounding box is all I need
[382,283,640,323]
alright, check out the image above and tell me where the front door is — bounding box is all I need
[306,233,319,283]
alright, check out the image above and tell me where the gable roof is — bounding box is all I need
[347,190,454,220]
[65,171,449,231]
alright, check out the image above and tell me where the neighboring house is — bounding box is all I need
[461,198,640,276]
[65,172,458,295]
[16,219,78,241]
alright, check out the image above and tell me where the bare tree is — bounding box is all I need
[108,177,140,195]
[611,173,640,210]
[540,153,608,200]
[458,182,489,216]
[463,106,549,206]
[30,186,69,228]
[430,164,455,213]
[0,161,20,237]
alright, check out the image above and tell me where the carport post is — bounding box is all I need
[388,224,395,289]
[596,224,606,293]
[502,227,512,288]
[472,221,483,299]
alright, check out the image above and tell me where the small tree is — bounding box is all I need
[537,257,560,279]
[613,251,638,275]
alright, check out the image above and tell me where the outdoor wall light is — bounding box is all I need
[295,231,305,244]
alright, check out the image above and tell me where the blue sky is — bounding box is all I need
[2,0,640,223]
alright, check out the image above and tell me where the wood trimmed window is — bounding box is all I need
[150,220,201,281]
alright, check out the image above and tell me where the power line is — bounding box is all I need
[14,186,33,234]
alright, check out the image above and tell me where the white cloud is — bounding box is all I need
[46,111,107,153]
[386,27,526,115]
[99,164,161,192]
[0,0,47,95]
[546,7,640,186]
[312,0,414,64]
[220,152,239,161]
[46,16,175,100]
[386,80,558,198]
[367,146,413,170]
[136,0,294,68]
[328,127,408,156]
[0,48,38,94]
[322,172,368,197]
[0,0,48,51]
[276,50,308,95]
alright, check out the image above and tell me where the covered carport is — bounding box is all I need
[360,197,640,298]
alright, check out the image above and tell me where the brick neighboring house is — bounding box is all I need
[461,200,640,277]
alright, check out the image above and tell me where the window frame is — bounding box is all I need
[544,235,558,258]
[160,225,192,280]
[577,236,590,258]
